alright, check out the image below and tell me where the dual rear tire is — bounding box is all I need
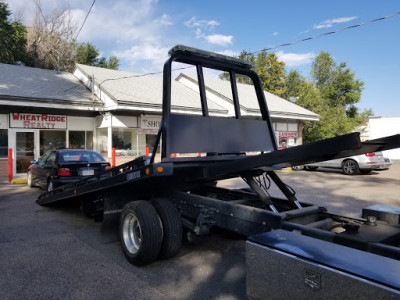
[119,199,182,266]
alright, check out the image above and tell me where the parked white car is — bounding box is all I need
[293,152,391,175]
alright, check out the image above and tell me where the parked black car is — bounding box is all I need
[27,149,111,191]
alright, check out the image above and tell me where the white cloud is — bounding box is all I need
[184,16,220,30]
[158,14,173,26]
[113,43,170,70]
[184,16,233,46]
[276,51,315,67]
[217,50,239,57]
[205,34,233,46]
[313,16,357,29]
[273,32,279,36]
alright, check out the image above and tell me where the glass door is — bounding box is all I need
[16,131,35,174]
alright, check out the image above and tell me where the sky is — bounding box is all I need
[6,0,400,117]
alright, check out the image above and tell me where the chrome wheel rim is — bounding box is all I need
[122,212,142,255]
[343,161,355,174]
[47,181,54,191]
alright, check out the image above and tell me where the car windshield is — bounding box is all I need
[60,151,105,163]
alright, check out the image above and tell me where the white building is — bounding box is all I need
[0,62,319,178]
[369,117,400,159]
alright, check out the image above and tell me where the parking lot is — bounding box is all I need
[1,162,399,299]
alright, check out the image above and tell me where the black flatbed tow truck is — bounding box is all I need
[37,45,400,298]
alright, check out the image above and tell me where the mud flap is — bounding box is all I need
[100,191,126,244]
[101,209,121,243]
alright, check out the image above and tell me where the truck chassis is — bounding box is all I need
[37,45,400,298]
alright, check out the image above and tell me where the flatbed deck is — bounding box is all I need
[35,45,400,297]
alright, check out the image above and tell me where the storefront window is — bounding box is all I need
[69,131,85,149]
[146,135,160,154]
[97,128,108,155]
[0,129,7,158]
[97,128,148,157]
[86,131,93,150]
[69,131,93,150]
[113,128,145,156]
[40,130,66,155]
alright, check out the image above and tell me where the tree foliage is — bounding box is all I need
[75,42,119,70]
[255,51,286,96]
[0,2,30,64]
[26,2,77,71]
[219,50,286,96]
[288,51,371,143]
[1,1,119,71]
[285,70,305,100]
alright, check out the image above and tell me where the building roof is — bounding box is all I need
[0,62,319,122]
[75,64,227,114]
[0,63,96,108]
[177,73,320,121]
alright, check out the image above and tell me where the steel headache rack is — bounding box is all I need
[37,45,400,299]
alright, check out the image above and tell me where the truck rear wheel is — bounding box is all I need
[120,200,162,266]
[151,198,182,259]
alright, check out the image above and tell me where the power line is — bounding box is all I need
[251,11,400,54]
[98,66,193,87]
[75,0,96,40]
[68,10,399,89]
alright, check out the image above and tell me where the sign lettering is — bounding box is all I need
[10,113,67,129]
[278,131,298,138]
[140,115,161,130]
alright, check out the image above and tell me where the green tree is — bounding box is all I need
[75,42,119,70]
[310,51,335,89]
[219,50,254,84]
[106,56,119,70]
[219,50,286,96]
[285,69,305,100]
[75,42,99,66]
[292,51,372,143]
[255,51,287,96]
[0,2,30,64]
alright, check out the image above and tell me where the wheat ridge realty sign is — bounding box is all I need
[10,113,67,129]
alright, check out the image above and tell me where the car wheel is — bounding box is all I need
[291,165,304,171]
[151,198,182,259]
[342,160,359,175]
[27,171,33,188]
[120,201,163,266]
[47,179,55,192]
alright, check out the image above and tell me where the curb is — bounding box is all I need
[11,178,27,184]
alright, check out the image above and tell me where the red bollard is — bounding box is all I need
[112,148,116,167]
[8,148,12,183]
[146,147,149,156]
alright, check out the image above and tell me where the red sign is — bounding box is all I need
[10,113,67,129]
[137,129,158,134]
[278,131,298,138]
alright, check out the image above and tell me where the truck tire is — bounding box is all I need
[120,201,163,266]
[342,160,359,175]
[151,198,182,259]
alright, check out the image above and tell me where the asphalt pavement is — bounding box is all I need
[0,162,399,299]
